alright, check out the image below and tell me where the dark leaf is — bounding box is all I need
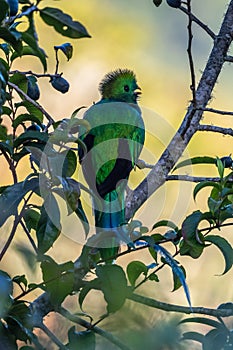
[172,265,186,291]
[41,256,74,306]
[152,219,178,232]
[0,27,22,53]
[40,7,91,38]
[12,275,27,289]
[67,327,95,350]
[193,181,221,201]
[14,100,43,120]
[14,130,48,148]
[203,328,227,350]
[173,156,216,172]
[23,207,40,232]
[96,265,128,313]
[0,178,39,228]
[179,317,225,329]
[36,195,61,254]
[78,279,100,310]
[0,270,13,318]
[181,331,205,344]
[12,113,43,129]
[62,150,77,177]
[126,261,148,287]
[14,244,37,273]
[11,45,47,72]
[6,301,32,342]
[0,0,9,23]
[54,42,73,61]
[205,235,233,274]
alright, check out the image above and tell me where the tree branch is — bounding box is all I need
[179,5,216,39]
[166,175,221,182]
[125,0,233,221]
[8,82,55,127]
[198,107,233,116]
[198,124,233,136]
[128,293,233,317]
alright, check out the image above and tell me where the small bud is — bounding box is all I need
[166,0,181,8]
[153,0,163,7]
[27,76,40,101]
[220,156,233,168]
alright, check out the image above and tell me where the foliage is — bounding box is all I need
[0,1,233,350]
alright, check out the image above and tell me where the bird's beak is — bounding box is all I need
[134,85,142,97]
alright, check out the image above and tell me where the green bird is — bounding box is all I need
[78,69,145,260]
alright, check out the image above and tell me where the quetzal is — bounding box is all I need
[78,69,145,260]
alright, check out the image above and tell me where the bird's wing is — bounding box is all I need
[79,101,145,196]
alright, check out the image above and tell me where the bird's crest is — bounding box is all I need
[99,69,136,97]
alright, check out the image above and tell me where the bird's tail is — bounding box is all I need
[94,189,125,262]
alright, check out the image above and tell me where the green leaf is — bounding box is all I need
[6,301,32,342]
[179,317,224,329]
[41,256,74,306]
[54,42,73,61]
[0,270,13,318]
[181,210,203,240]
[11,45,47,72]
[62,150,77,177]
[78,279,100,310]
[12,275,27,289]
[205,235,233,274]
[152,219,178,232]
[193,181,221,201]
[0,178,39,227]
[180,237,204,259]
[96,265,128,313]
[14,130,48,148]
[203,328,228,350]
[67,327,95,350]
[0,125,8,141]
[0,0,9,24]
[172,265,186,291]
[216,157,224,179]
[36,195,61,254]
[126,261,148,287]
[173,156,216,172]
[14,244,37,273]
[40,7,91,39]
[12,113,43,129]
[0,27,22,53]
[23,208,40,232]
[14,100,43,120]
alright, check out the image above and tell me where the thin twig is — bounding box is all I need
[8,82,55,127]
[166,175,221,182]
[59,307,132,350]
[198,124,233,136]
[198,107,233,116]
[225,55,233,62]
[179,5,216,39]
[0,148,18,183]
[39,322,69,350]
[9,70,59,79]
[0,192,33,261]
[187,0,196,105]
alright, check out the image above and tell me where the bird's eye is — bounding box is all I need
[124,85,129,92]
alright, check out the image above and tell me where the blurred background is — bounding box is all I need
[1,1,233,348]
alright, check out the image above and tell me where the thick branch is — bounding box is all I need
[128,293,233,317]
[125,0,233,220]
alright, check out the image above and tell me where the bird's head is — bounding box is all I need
[99,69,141,103]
